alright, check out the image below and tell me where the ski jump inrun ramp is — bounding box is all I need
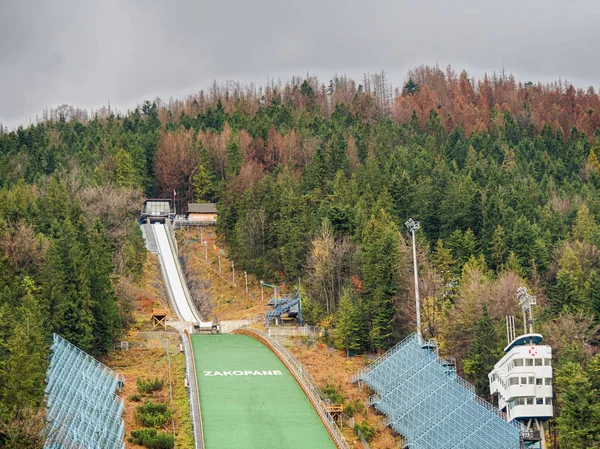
[142,222,338,449]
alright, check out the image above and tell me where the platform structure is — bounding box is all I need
[354,333,522,449]
[265,287,302,327]
[152,308,169,329]
[44,334,125,449]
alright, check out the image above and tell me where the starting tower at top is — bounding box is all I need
[488,287,553,449]
[141,199,175,223]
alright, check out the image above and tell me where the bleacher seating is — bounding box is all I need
[44,334,125,449]
[354,333,521,449]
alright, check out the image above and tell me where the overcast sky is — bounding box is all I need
[1,0,599,129]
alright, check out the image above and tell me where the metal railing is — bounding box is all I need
[180,331,204,449]
[234,328,351,449]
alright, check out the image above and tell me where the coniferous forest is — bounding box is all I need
[2,66,600,447]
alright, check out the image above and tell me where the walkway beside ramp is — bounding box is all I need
[191,334,337,449]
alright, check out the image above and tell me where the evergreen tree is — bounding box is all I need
[87,220,120,355]
[489,224,507,270]
[334,290,365,355]
[362,209,402,350]
[555,362,600,448]
[463,305,502,399]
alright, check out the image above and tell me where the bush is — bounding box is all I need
[130,393,142,402]
[354,420,375,442]
[322,384,345,404]
[137,377,164,394]
[135,401,173,428]
[343,399,365,418]
[129,428,174,449]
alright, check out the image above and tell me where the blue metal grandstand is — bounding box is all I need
[354,333,522,449]
[44,334,125,449]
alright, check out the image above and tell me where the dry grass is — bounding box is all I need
[102,332,193,449]
[178,227,271,320]
[286,341,401,449]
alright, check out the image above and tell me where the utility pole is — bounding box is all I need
[231,261,235,285]
[244,271,248,293]
[405,218,422,338]
[218,252,221,274]
[203,240,208,262]
[260,280,264,302]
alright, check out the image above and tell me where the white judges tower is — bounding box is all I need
[488,287,553,449]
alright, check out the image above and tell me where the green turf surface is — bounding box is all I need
[191,334,337,449]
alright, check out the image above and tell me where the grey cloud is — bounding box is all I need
[1,0,599,128]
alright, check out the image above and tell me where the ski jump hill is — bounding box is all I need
[141,219,340,449]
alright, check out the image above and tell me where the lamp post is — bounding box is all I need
[218,252,221,274]
[203,240,207,262]
[231,261,235,285]
[405,218,422,338]
[244,271,248,293]
[260,280,264,302]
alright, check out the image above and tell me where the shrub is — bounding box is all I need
[135,401,173,428]
[129,428,174,449]
[343,398,365,418]
[322,384,345,404]
[137,377,164,394]
[130,393,142,402]
[354,420,375,442]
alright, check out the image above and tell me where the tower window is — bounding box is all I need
[545,398,553,405]
[536,398,544,405]
[536,378,543,385]
[525,359,533,366]
[545,378,552,386]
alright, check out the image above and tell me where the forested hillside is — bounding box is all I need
[2,65,600,446]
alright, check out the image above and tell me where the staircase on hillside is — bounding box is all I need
[354,333,522,449]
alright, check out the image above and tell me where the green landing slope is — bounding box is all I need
[191,334,336,449]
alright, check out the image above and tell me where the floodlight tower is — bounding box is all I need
[518,286,536,334]
[405,218,421,338]
[489,287,553,449]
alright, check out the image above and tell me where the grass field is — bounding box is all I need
[191,334,337,449]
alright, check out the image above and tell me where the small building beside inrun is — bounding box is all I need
[187,203,218,224]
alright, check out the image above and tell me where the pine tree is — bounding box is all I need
[334,290,364,355]
[431,239,456,283]
[489,224,507,270]
[41,219,94,351]
[463,305,502,399]
[87,220,120,355]
[551,246,586,315]
[555,362,600,448]
[361,209,401,350]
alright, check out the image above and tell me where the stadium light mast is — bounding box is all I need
[517,286,536,334]
[405,218,421,338]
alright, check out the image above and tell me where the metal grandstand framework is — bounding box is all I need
[354,333,523,449]
[44,334,125,449]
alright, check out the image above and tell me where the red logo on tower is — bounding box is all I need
[528,347,538,357]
